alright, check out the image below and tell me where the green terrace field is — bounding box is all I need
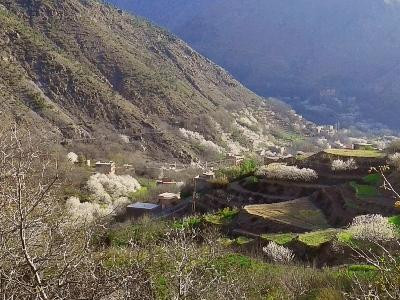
[244,198,329,231]
[262,229,340,247]
[350,173,382,198]
[298,229,339,247]
[350,182,378,198]
[324,149,385,158]
[261,233,298,245]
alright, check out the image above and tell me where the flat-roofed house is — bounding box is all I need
[158,193,181,209]
[95,161,116,175]
[126,202,161,218]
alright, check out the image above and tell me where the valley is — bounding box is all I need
[111,0,400,131]
[1,0,400,299]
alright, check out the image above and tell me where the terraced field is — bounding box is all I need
[324,149,385,158]
[244,197,330,231]
[262,228,340,247]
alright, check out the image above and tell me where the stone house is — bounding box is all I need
[95,161,116,175]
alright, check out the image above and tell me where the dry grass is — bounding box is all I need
[244,198,329,230]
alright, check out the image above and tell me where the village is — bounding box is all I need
[66,137,397,248]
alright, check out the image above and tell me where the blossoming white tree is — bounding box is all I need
[263,241,295,263]
[66,151,78,163]
[331,158,358,171]
[256,163,318,182]
[347,214,397,242]
[0,127,150,299]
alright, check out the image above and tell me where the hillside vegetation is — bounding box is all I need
[0,0,310,161]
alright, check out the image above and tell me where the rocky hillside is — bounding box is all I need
[111,0,400,131]
[0,0,313,162]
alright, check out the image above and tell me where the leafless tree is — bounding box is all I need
[155,227,245,300]
[345,240,400,300]
[0,126,152,299]
[371,165,400,210]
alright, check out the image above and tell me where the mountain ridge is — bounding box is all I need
[110,0,400,131]
[0,0,313,161]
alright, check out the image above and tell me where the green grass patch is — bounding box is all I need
[298,229,339,247]
[236,236,253,245]
[216,159,258,182]
[261,233,297,245]
[213,253,263,271]
[324,149,385,158]
[337,231,356,246]
[350,182,378,198]
[137,177,157,189]
[204,207,239,225]
[102,248,137,269]
[128,186,149,201]
[173,216,202,230]
[218,237,236,247]
[274,130,303,142]
[388,215,400,231]
[362,173,381,186]
[219,236,253,247]
[346,264,378,280]
[107,220,169,247]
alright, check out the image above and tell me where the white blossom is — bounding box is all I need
[66,196,111,223]
[179,128,223,153]
[255,163,318,182]
[86,173,141,204]
[331,159,358,171]
[66,152,78,163]
[389,153,400,170]
[263,241,295,263]
[348,214,397,242]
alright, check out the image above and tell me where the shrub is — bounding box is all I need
[204,208,239,225]
[209,175,229,189]
[216,159,258,182]
[331,159,358,171]
[173,216,202,230]
[255,163,318,182]
[389,153,400,170]
[263,241,295,263]
[347,214,397,243]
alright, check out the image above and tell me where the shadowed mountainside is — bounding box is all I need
[110,0,400,131]
[0,0,312,161]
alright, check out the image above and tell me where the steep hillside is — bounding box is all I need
[111,0,400,131]
[0,0,313,162]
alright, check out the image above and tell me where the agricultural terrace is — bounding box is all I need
[324,148,385,158]
[244,198,329,231]
[262,229,340,248]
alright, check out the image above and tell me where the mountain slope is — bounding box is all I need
[0,0,312,161]
[110,0,400,131]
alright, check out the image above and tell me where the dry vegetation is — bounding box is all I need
[244,198,330,231]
